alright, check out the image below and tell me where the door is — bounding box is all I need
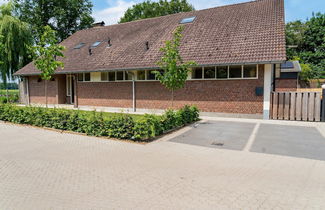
[66,75,75,104]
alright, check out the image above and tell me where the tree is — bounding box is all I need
[285,12,325,80]
[154,26,196,107]
[0,2,33,100]
[30,26,65,107]
[14,0,94,42]
[119,0,194,23]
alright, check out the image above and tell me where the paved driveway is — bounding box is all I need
[1,121,325,209]
[170,118,325,161]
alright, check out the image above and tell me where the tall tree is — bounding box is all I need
[14,0,94,42]
[30,26,65,107]
[155,26,196,107]
[119,0,194,23]
[0,2,32,94]
[285,12,325,79]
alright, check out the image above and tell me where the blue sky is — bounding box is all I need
[91,0,325,25]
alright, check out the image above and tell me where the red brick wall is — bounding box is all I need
[76,65,265,114]
[28,76,59,104]
[28,65,265,114]
[77,82,133,108]
[275,79,298,91]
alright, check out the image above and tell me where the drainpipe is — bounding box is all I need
[26,77,30,105]
[73,74,78,108]
[127,71,136,112]
[322,84,325,122]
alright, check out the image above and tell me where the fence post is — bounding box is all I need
[322,84,325,122]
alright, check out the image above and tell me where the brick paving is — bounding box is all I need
[1,121,325,209]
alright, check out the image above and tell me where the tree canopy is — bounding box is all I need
[286,12,325,80]
[119,0,194,23]
[0,2,33,86]
[14,0,94,42]
[155,26,196,106]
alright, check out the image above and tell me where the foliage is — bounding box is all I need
[30,26,65,81]
[14,0,94,42]
[0,83,18,89]
[120,0,194,23]
[0,2,33,87]
[0,104,200,141]
[286,13,325,79]
[155,26,196,105]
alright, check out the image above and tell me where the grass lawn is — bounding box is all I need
[0,89,19,96]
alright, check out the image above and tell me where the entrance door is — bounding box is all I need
[66,75,75,104]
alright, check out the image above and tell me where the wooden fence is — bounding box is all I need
[270,92,322,122]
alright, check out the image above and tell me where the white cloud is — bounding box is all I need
[190,0,251,10]
[93,0,135,26]
[0,0,7,6]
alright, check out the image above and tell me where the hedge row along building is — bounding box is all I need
[15,0,298,119]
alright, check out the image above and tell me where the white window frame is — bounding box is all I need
[66,75,72,96]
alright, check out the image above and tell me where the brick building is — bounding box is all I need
[15,0,293,119]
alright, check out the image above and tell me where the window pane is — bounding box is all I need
[192,67,202,79]
[125,72,132,80]
[138,71,145,80]
[116,71,124,80]
[244,65,257,78]
[108,72,116,81]
[147,70,156,80]
[101,72,108,81]
[77,74,83,81]
[216,66,228,79]
[84,73,91,81]
[229,65,242,78]
[204,67,215,79]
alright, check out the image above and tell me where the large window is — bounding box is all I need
[101,72,108,81]
[108,72,115,81]
[77,73,91,82]
[147,70,156,80]
[204,67,216,79]
[116,71,124,81]
[229,65,242,78]
[244,65,257,78]
[192,67,203,79]
[137,71,146,80]
[216,66,228,79]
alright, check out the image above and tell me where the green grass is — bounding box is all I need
[0,89,19,96]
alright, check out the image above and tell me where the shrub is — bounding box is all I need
[0,104,199,141]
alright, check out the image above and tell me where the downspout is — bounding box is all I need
[73,74,78,108]
[26,77,30,105]
[273,64,276,91]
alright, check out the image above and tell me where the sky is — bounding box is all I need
[92,0,325,25]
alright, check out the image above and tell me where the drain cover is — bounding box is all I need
[211,142,224,146]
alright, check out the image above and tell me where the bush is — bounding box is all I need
[0,104,199,141]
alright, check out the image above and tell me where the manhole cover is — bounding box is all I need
[211,142,224,146]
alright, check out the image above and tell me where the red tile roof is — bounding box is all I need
[15,0,286,76]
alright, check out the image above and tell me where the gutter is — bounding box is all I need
[14,60,286,76]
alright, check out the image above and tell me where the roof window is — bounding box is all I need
[180,16,196,24]
[74,43,85,49]
[91,41,101,48]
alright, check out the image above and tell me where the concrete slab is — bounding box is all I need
[170,121,256,150]
[251,124,325,161]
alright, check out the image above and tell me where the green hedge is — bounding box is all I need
[0,104,199,141]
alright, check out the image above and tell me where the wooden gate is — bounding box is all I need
[270,92,322,122]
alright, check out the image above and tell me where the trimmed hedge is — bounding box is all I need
[0,104,199,141]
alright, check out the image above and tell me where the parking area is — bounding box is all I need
[170,119,325,161]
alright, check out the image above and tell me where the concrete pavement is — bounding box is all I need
[1,121,325,209]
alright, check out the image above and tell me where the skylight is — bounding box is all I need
[91,41,101,48]
[74,43,85,49]
[180,16,196,24]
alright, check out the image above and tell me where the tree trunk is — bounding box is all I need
[6,88,9,104]
[171,89,174,109]
[45,80,48,108]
